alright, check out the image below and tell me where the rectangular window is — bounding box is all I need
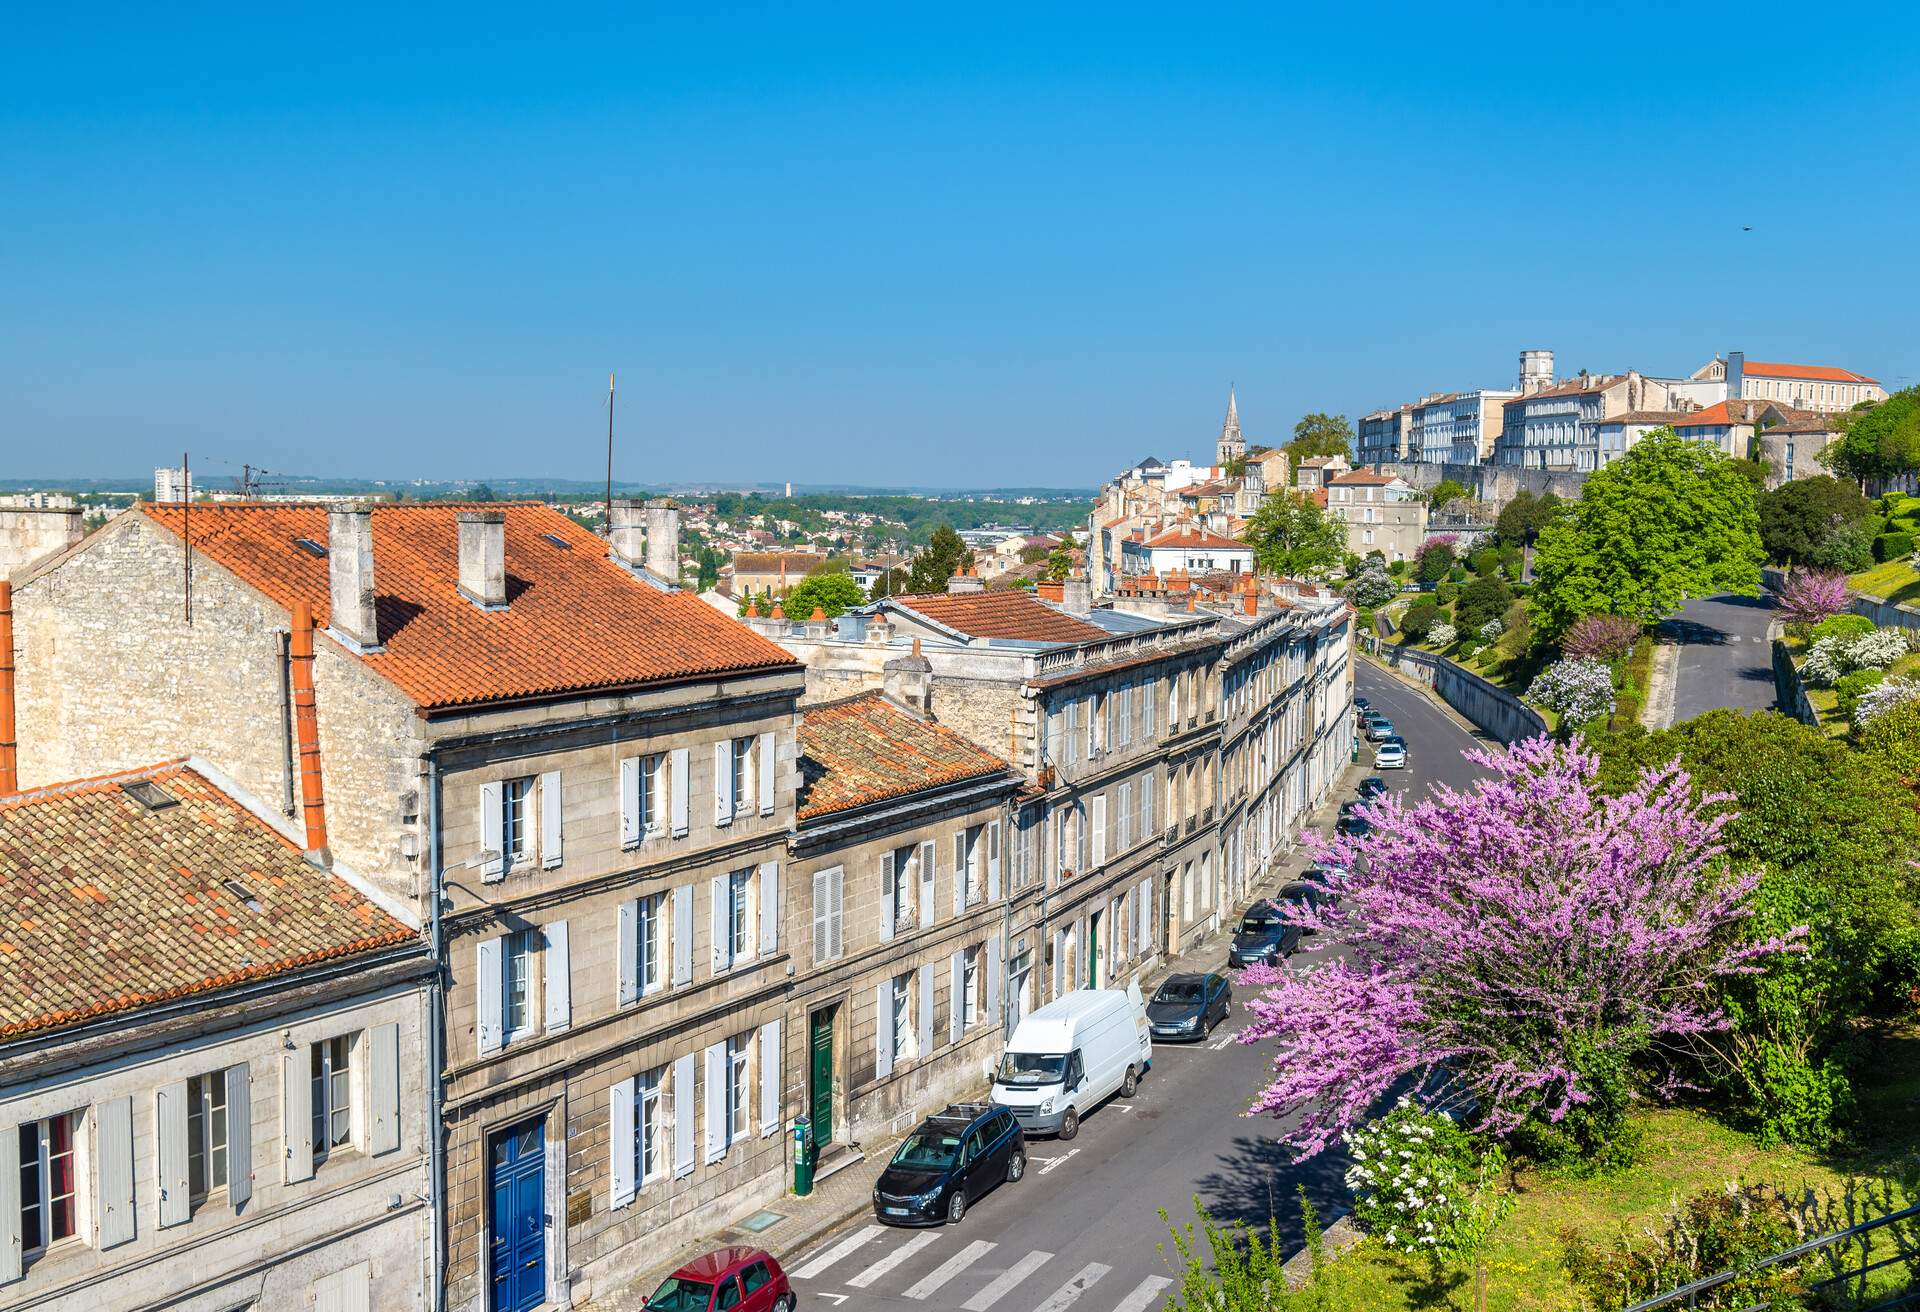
[963,947,982,1027]
[726,1034,751,1145]
[730,869,754,961]
[892,972,914,1062]
[187,1071,230,1202]
[503,929,536,1039]
[963,826,983,906]
[18,1112,80,1253]
[636,1066,666,1184]
[310,1035,353,1166]
[639,754,663,836]
[889,844,915,933]
[732,736,753,815]
[636,893,664,994]
[500,776,532,866]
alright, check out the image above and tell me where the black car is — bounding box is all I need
[1147,972,1232,1040]
[1356,776,1389,800]
[1336,813,1375,839]
[1228,901,1300,968]
[1353,696,1370,713]
[873,1104,1025,1226]
[1276,882,1331,935]
[1300,863,1348,901]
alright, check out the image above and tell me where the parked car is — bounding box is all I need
[1364,716,1396,741]
[1146,972,1232,1040]
[1356,776,1389,800]
[1301,864,1348,902]
[1338,798,1362,818]
[1337,813,1374,839]
[1229,900,1300,968]
[644,1247,794,1312]
[873,1103,1026,1226]
[1353,696,1370,713]
[989,984,1150,1140]
[1375,740,1407,769]
[1276,881,1332,934]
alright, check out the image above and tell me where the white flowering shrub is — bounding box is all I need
[1345,564,1398,608]
[1428,623,1458,648]
[1855,676,1920,727]
[1527,657,1616,725]
[1803,628,1910,687]
[1343,1102,1510,1265]
[1479,619,1504,642]
[1801,636,1849,687]
[1847,628,1908,671]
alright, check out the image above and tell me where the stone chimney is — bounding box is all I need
[645,499,680,584]
[457,510,508,611]
[326,503,381,651]
[1061,572,1092,615]
[1035,579,1065,603]
[805,606,832,639]
[608,498,646,569]
[884,638,934,718]
[947,563,984,595]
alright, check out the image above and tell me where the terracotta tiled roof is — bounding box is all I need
[0,763,416,1039]
[1327,470,1395,486]
[882,590,1110,644]
[1742,361,1878,384]
[1509,375,1622,404]
[1140,524,1249,550]
[1600,410,1690,427]
[141,503,797,711]
[1672,400,1771,428]
[1766,414,1843,435]
[797,693,1014,820]
[732,551,827,575]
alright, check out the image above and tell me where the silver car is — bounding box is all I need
[1375,740,1407,769]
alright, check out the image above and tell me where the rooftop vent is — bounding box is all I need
[539,532,573,549]
[293,536,329,558]
[221,878,263,913]
[121,780,179,810]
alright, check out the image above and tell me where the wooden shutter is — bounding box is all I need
[874,980,894,1079]
[759,1020,781,1137]
[713,740,734,827]
[670,748,690,836]
[479,781,504,881]
[544,923,571,1034]
[987,821,1002,900]
[476,937,503,1055]
[952,833,965,915]
[672,885,693,986]
[949,952,965,1043]
[311,1262,372,1312]
[987,935,1003,1029]
[917,964,934,1059]
[758,861,779,956]
[918,841,936,929]
[617,900,639,1005]
[531,771,560,870]
[1091,795,1107,867]
[609,1078,636,1209]
[226,1063,253,1210]
[878,852,895,943]
[0,1119,18,1282]
[620,757,641,848]
[703,1042,727,1163]
[671,1054,696,1178]
[710,875,730,973]
[758,731,776,815]
[812,871,831,963]
[828,867,844,959]
[370,1022,401,1156]
[1140,877,1155,955]
[1117,783,1132,851]
[282,1050,314,1182]
[1141,678,1154,741]
[148,1083,187,1230]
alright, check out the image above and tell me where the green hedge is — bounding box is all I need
[1873,531,1915,562]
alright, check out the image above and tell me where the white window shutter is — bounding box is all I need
[1091,795,1108,867]
[759,1020,781,1137]
[479,781,504,880]
[1118,784,1132,850]
[874,980,894,1079]
[710,875,730,974]
[226,1063,253,1210]
[617,900,639,1005]
[703,1042,727,1163]
[811,871,830,963]
[918,841,936,929]
[540,770,563,868]
[952,834,965,915]
[918,964,934,1058]
[96,1091,134,1244]
[758,731,776,816]
[620,757,641,849]
[156,1080,191,1227]
[672,885,694,986]
[950,952,964,1043]
[713,740,734,826]
[476,937,503,1055]
[670,748,690,837]
[370,1022,401,1156]
[671,1054,696,1178]
[609,1078,636,1209]
[878,853,895,943]
[987,821,1001,900]
[987,935,1004,1026]
[282,1050,314,1183]
[544,923,571,1034]
[758,861,779,956]
[0,1120,19,1283]
[829,867,844,959]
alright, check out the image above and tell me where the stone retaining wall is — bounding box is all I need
[1365,638,1548,743]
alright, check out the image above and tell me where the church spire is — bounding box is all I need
[1217,387,1245,467]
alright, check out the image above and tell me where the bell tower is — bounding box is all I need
[1216,389,1245,468]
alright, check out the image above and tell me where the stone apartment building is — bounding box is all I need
[1325,469,1428,563]
[1494,370,1676,471]
[0,759,433,1312]
[1356,404,1414,465]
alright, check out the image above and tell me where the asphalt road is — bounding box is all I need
[782,664,1488,1312]
[1659,593,1778,723]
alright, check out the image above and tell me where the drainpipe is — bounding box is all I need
[288,601,330,863]
[426,749,447,1312]
[0,581,15,795]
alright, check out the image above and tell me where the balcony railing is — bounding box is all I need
[1619,1201,1920,1311]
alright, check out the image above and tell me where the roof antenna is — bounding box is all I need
[604,372,616,538]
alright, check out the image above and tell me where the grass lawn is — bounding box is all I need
[1848,558,1920,606]
[1610,635,1656,730]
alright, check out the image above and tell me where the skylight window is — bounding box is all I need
[221,879,263,913]
[293,536,328,558]
[120,780,179,810]
[539,533,573,549]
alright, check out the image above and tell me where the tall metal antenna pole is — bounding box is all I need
[182,450,193,624]
[605,371,615,537]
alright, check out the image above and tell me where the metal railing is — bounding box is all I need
[1619,1202,1920,1311]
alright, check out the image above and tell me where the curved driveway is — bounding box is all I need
[1658,593,1778,723]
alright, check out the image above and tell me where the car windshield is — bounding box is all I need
[1240,911,1281,933]
[1155,979,1204,1003]
[997,1052,1068,1085]
[647,1276,715,1312]
[892,1129,964,1170]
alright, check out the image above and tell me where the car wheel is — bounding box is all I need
[1006,1149,1026,1183]
[946,1191,967,1225]
[1121,1066,1138,1098]
[1059,1107,1080,1140]
[773,1296,796,1312]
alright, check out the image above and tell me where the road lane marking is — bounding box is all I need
[962,1249,1053,1310]
[791,1225,883,1280]
[1112,1275,1174,1312]
[1036,1148,1079,1174]
[848,1230,939,1288]
[905,1239,995,1300]
[1030,1261,1112,1312]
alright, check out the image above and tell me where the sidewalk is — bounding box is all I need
[578,765,1364,1311]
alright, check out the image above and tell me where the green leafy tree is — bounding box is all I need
[905,525,975,593]
[1825,386,1920,484]
[1494,489,1562,549]
[1757,475,1873,565]
[869,566,911,599]
[1416,540,1455,585]
[1399,598,1442,641]
[1428,477,1472,511]
[1044,541,1075,582]
[1243,490,1345,577]
[1531,429,1765,640]
[1284,412,1354,474]
[1454,575,1513,632]
[781,570,866,620]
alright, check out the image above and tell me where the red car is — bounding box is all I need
[643,1247,795,1312]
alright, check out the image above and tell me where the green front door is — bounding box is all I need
[1087,913,1101,989]
[809,1008,835,1149]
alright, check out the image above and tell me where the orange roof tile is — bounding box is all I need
[1741,361,1878,384]
[797,693,1014,820]
[882,590,1110,644]
[1140,524,1250,550]
[0,763,416,1039]
[141,503,797,712]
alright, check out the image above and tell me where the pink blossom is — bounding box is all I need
[1777,570,1852,628]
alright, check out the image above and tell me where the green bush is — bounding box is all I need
[1835,669,1886,721]
[1435,580,1459,606]
[1560,1182,1819,1310]
[1810,613,1876,643]
[1469,547,1501,578]
[1457,637,1485,660]
[1388,558,1408,577]
[1873,530,1915,562]
[1455,575,1514,632]
[1448,564,1469,583]
[1401,599,1442,641]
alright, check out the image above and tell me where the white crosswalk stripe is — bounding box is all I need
[790,1224,883,1281]
[1030,1261,1111,1312]
[961,1248,1053,1310]
[848,1229,940,1288]
[1110,1274,1173,1312]
[905,1239,996,1300]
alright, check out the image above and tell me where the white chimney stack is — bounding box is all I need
[326,503,381,651]
[644,499,681,584]
[457,510,508,611]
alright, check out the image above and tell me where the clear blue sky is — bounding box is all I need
[3,4,1914,488]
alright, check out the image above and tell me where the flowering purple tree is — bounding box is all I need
[1562,614,1641,661]
[1238,736,1803,1163]
[1777,570,1852,630]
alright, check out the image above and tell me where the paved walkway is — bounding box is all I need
[1660,593,1779,722]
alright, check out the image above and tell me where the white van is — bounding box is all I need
[989,984,1151,1139]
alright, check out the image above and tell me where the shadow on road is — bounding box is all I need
[1189,1133,1353,1252]
[1658,618,1731,645]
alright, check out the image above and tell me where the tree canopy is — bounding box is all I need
[781,570,867,620]
[1243,490,1345,577]
[1825,387,1920,484]
[1493,489,1562,547]
[1757,475,1872,565]
[1285,413,1353,473]
[905,525,976,592]
[1530,429,1764,640]
[1428,478,1472,511]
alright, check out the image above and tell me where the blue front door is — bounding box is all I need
[490,1118,547,1312]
